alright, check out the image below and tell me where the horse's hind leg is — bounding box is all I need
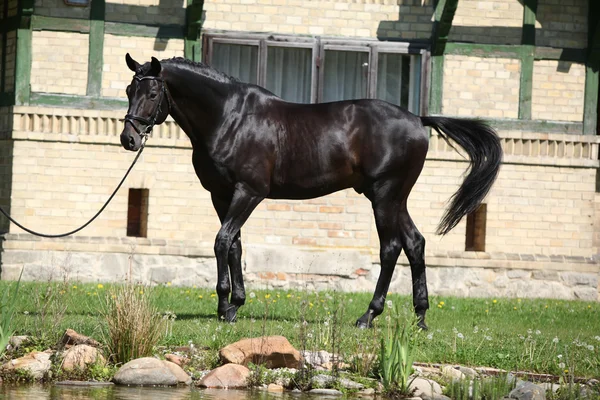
[356,193,402,329]
[398,210,428,330]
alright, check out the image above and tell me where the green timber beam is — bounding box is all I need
[429,0,458,115]
[14,0,34,105]
[519,0,537,120]
[583,0,599,135]
[1,0,8,94]
[185,0,203,61]
[31,15,90,33]
[87,0,105,97]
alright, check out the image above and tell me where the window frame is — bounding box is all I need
[203,32,429,113]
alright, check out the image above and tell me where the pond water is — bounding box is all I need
[0,384,321,400]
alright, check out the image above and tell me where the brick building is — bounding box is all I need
[0,0,598,300]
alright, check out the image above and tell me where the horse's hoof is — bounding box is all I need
[355,319,373,329]
[221,306,237,323]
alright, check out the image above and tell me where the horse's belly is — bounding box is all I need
[268,172,363,200]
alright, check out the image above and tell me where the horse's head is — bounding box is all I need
[120,53,170,151]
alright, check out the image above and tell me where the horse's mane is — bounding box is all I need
[158,57,240,84]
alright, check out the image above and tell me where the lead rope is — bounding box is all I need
[0,137,148,238]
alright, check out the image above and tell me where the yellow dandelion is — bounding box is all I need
[485,309,489,313]
[186,290,190,294]
[321,299,324,303]
[93,292,97,295]
[210,293,216,298]
[588,305,591,309]
[440,301,445,306]
[277,293,280,298]
[193,285,197,288]
[545,305,548,308]
[59,290,66,295]
[309,302,314,308]
[249,299,253,303]
[198,295,203,299]
[111,295,116,299]
[265,294,271,299]
[513,307,517,310]
[286,294,292,298]
[517,298,521,303]
[272,300,276,303]
[564,369,569,374]
[437,304,442,308]
[87,292,91,295]
[167,282,172,286]
[97,284,104,289]
[139,290,144,294]
[72,285,77,289]
[492,299,497,304]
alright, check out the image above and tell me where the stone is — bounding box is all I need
[309,388,343,396]
[507,381,546,400]
[422,394,452,400]
[441,365,466,381]
[267,383,284,392]
[113,357,178,386]
[55,381,115,387]
[161,360,192,385]
[61,345,106,371]
[60,329,100,348]
[219,336,301,369]
[0,351,52,380]
[410,377,443,398]
[6,336,29,352]
[198,363,250,388]
[457,366,478,378]
[301,350,331,368]
[358,388,376,396]
[311,374,364,390]
[164,354,189,367]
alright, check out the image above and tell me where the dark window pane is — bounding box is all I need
[266,46,312,103]
[127,189,148,238]
[323,50,368,102]
[211,43,258,84]
[376,53,411,109]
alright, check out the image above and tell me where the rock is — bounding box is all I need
[165,354,189,367]
[219,336,301,369]
[358,388,376,396]
[507,381,546,400]
[0,351,52,380]
[6,336,29,352]
[410,377,443,398]
[422,394,452,400]
[113,357,178,386]
[61,345,106,371]
[442,365,466,381]
[55,381,115,387]
[309,388,343,396]
[268,383,284,392]
[198,364,250,388]
[60,329,100,348]
[302,350,331,368]
[311,374,364,390]
[272,367,297,386]
[161,360,192,385]
[457,366,478,378]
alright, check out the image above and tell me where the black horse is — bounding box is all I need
[120,54,502,329]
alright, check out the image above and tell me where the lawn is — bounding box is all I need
[3,280,599,379]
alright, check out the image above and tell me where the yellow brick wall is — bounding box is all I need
[31,31,90,96]
[105,0,186,25]
[101,35,184,98]
[449,0,524,45]
[531,60,586,122]
[34,0,90,18]
[202,0,433,39]
[536,0,588,49]
[442,55,521,119]
[4,31,16,92]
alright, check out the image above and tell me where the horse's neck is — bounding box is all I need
[164,65,231,143]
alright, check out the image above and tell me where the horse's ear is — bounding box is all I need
[126,53,140,72]
[150,57,162,76]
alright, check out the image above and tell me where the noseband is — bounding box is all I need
[122,75,170,138]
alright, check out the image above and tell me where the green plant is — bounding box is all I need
[0,269,23,358]
[100,283,165,364]
[444,375,516,400]
[379,312,420,397]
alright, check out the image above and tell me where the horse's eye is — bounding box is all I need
[150,92,158,100]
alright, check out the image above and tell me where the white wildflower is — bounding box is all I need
[595,336,600,341]
[484,335,492,341]
[427,333,433,340]
[557,354,563,359]
[323,321,329,327]
[473,326,479,334]
[457,333,464,339]
[552,337,559,344]
[386,300,393,309]
[249,292,256,299]
[535,330,541,335]
[558,362,565,369]
[452,327,458,334]
[587,345,594,351]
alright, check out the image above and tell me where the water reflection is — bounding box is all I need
[0,385,313,400]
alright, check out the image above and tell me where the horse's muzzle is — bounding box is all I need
[120,129,142,152]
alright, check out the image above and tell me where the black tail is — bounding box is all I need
[420,116,503,235]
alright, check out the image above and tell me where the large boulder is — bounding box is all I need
[507,381,546,400]
[161,360,192,385]
[61,345,106,371]
[1,351,52,380]
[198,364,250,388]
[112,357,178,386]
[219,336,301,369]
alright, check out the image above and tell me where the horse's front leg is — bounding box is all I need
[213,185,263,322]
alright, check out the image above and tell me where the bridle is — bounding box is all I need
[122,75,171,138]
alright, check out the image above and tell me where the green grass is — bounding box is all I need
[3,281,599,378]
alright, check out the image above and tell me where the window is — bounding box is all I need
[465,204,487,252]
[203,33,427,113]
[127,189,149,238]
